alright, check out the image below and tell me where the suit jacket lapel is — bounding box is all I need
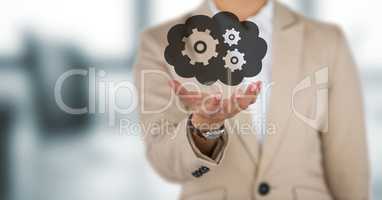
[229,111,260,165]
[258,2,305,175]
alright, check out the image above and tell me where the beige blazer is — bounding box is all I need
[133,1,370,199]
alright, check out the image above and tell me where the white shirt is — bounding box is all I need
[208,0,274,144]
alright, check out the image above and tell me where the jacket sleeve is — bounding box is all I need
[322,27,371,200]
[133,30,229,183]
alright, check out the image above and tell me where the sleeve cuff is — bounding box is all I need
[187,129,228,164]
[173,117,229,179]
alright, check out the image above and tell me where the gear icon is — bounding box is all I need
[223,28,241,47]
[223,49,246,71]
[181,28,219,66]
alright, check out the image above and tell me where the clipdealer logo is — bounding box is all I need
[54,66,329,134]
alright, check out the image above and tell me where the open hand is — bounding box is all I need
[169,80,261,131]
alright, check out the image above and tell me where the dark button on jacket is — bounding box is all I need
[258,182,270,196]
[192,166,209,178]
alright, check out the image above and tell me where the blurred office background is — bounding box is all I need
[0,0,381,199]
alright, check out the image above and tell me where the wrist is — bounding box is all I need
[191,113,225,132]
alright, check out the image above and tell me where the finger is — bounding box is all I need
[235,88,252,110]
[245,83,257,95]
[180,91,203,103]
[244,81,262,96]
[220,82,263,118]
[169,80,203,106]
[226,84,258,113]
[238,83,260,107]
[168,80,188,95]
[254,81,262,95]
[243,81,262,102]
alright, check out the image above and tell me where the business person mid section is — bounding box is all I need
[133,0,370,199]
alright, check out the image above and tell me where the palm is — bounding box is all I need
[170,80,261,121]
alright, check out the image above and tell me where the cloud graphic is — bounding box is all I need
[164,11,267,86]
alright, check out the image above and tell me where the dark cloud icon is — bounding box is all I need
[164,11,267,86]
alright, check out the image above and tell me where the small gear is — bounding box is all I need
[223,28,241,47]
[181,28,219,66]
[223,49,246,71]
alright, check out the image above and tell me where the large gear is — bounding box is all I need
[223,28,241,47]
[181,28,219,66]
[223,49,246,71]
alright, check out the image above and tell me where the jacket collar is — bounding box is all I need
[192,0,298,31]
